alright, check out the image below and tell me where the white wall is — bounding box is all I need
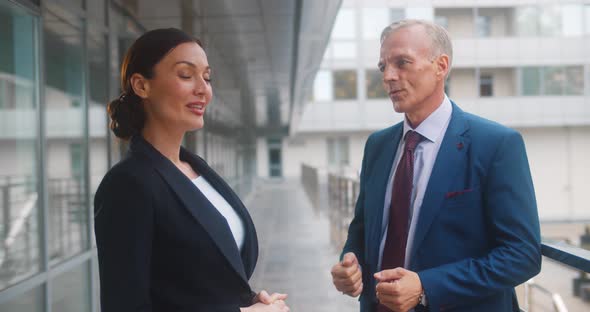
[450,68,477,98]
[520,126,590,221]
[280,132,371,178]
[480,67,516,96]
[256,138,269,178]
[280,124,590,221]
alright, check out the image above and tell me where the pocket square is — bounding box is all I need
[445,188,473,198]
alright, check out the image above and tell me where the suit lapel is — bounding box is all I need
[367,125,403,272]
[130,136,250,283]
[180,148,258,279]
[409,103,470,263]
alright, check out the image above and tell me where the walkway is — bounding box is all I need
[246,178,358,312]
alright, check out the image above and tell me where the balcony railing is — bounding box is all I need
[0,175,87,290]
[301,164,590,311]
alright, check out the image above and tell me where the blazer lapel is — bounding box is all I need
[130,136,250,284]
[367,125,403,272]
[180,148,259,279]
[409,103,470,263]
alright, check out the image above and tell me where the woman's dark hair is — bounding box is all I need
[107,28,202,140]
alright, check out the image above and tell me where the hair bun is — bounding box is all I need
[107,93,145,140]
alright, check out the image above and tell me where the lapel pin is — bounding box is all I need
[456,142,464,150]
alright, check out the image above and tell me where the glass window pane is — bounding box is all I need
[51,264,91,312]
[332,41,356,59]
[366,70,387,99]
[539,6,561,37]
[543,66,564,95]
[362,8,389,39]
[478,8,515,37]
[585,5,590,34]
[332,9,356,40]
[339,137,349,166]
[521,67,541,95]
[52,0,83,10]
[562,5,583,37]
[0,1,41,290]
[479,74,494,97]
[43,8,89,266]
[564,66,584,95]
[313,70,333,101]
[0,285,43,312]
[87,31,109,223]
[87,0,106,27]
[405,7,434,21]
[476,15,491,37]
[516,6,539,36]
[333,70,357,100]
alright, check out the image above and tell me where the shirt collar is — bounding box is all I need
[402,94,452,143]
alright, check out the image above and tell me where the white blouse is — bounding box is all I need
[191,176,245,251]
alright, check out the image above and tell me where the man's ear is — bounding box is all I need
[435,54,450,81]
[130,73,150,99]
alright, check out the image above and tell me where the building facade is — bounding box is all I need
[0,0,340,310]
[278,0,590,222]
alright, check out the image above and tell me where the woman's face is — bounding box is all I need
[142,42,212,133]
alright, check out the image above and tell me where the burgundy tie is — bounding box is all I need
[377,130,423,312]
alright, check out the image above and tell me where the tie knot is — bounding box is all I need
[404,130,423,151]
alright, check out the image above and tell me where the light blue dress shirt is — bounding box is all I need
[378,95,453,270]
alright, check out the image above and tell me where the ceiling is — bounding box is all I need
[131,0,341,134]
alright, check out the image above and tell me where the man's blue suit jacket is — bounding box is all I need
[342,102,541,312]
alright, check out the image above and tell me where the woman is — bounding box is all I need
[94,28,289,312]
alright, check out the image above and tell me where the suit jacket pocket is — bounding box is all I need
[444,186,481,207]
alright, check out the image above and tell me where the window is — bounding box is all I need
[435,16,448,29]
[564,66,584,95]
[362,8,405,39]
[521,67,541,95]
[332,9,356,40]
[327,137,349,167]
[87,30,109,204]
[543,66,564,95]
[539,6,561,37]
[43,8,89,265]
[515,6,539,36]
[561,5,583,36]
[0,286,43,312]
[332,41,356,59]
[479,74,493,97]
[333,70,357,100]
[313,70,333,101]
[362,8,389,39]
[520,66,584,96]
[405,7,434,21]
[366,70,387,99]
[70,143,83,178]
[0,0,40,290]
[51,264,91,312]
[476,15,492,37]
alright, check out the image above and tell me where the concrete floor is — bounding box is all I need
[246,178,359,312]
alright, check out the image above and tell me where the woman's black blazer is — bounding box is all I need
[94,135,259,312]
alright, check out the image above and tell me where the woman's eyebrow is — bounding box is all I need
[173,61,196,67]
[173,61,211,72]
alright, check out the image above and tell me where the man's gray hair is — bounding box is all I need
[380,19,453,74]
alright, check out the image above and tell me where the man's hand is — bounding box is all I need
[331,252,363,297]
[374,268,423,312]
[253,290,288,305]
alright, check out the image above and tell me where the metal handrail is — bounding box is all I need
[314,167,590,311]
[522,279,569,312]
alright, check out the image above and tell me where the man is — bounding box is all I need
[330,19,541,312]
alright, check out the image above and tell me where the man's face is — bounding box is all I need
[378,25,445,116]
